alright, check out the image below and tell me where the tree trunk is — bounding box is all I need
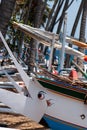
[0,0,16,37]
[18,0,33,54]
[65,0,84,68]
[33,0,45,27]
[77,0,87,77]
[48,0,64,32]
[71,0,84,37]
[79,0,87,42]
[45,0,58,31]
[57,0,69,34]
[27,0,45,75]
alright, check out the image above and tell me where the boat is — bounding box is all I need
[0,55,28,76]
[0,65,17,76]
[0,23,87,130]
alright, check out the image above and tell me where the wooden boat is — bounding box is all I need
[0,26,87,130]
[0,57,28,76]
[0,65,17,76]
[35,68,87,129]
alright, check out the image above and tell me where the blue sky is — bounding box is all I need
[49,0,87,41]
[67,0,81,38]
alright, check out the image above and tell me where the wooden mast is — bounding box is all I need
[60,13,67,73]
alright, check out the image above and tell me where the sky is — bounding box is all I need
[67,0,81,38]
[49,0,87,42]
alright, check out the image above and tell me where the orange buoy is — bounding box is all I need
[52,70,58,75]
[84,56,87,62]
[69,69,78,80]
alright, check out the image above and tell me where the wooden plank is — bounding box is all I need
[54,43,85,57]
[23,24,59,40]
[66,37,87,48]
[13,22,56,44]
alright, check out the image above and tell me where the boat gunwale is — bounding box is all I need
[37,78,87,94]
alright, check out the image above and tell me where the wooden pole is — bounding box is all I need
[48,34,55,72]
[60,13,67,74]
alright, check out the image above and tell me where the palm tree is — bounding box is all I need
[0,0,16,49]
[71,0,84,37]
[77,0,87,76]
[64,1,85,68]
[65,0,87,75]
[45,0,74,65]
[45,0,58,31]
[27,0,47,75]
[0,0,16,37]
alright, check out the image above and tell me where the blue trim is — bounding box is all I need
[43,115,87,130]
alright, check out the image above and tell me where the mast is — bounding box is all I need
[48,34,55,72]
[59,13,67,73]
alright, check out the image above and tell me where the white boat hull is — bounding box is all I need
[42,89,87,129]
[1,31,87,130]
